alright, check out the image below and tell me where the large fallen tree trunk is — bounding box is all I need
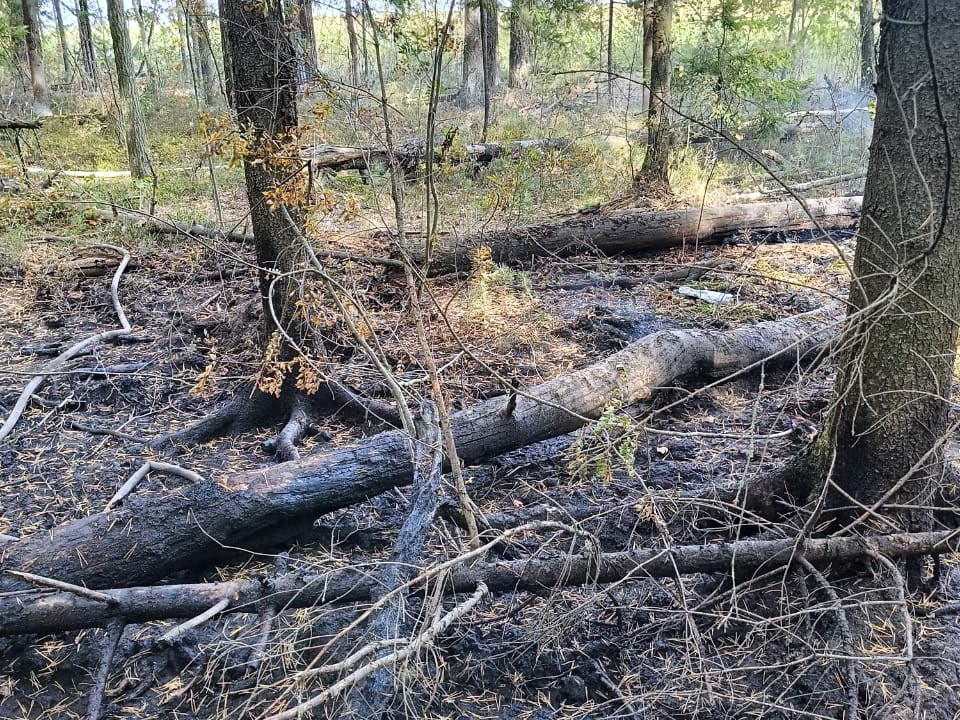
[403,196,863,276]
[0,308,837,593]
[2,528,955,636]
[306,138,570,173]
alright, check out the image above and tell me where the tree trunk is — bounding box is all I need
[459,0,483,106]
[20,0,50,115]
[0,309,835,592]
[636,0,673,188]
[77,0,99,88]
[220,0,305,348]
[405,195,862,275]
[810,0,960,539]
[859,0,875,89]
[345,0,360,86]
[481,0,500,88]
[507,0,533,88]
[297,0,318,77]
[189,1,218,105]
[641,0,653,111]
[106,0,152,179]
[132,0,159,100]
[51,0,72,84]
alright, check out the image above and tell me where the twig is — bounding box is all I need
[262,583,488,720]
[86,620,124,720]
[0,245,132,443]
[104,461,206,511]
[4,570,118,606]
[158,597,230,645]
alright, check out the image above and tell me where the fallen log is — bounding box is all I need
[404,196,863,276]
[0,308,836,593]
[306,138,570,173]
[0,118,43,131]
[2,528,955,636]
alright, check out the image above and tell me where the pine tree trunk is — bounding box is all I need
[219,0,306,346]
[641,0,654,111]
[481,0,500,89]
[77,0,99,87]
[297,0,318,77]
[859,0,875,89]
[20,0,50,114]
[507,0,532,88]
[813,0,960,539]
[345,0,360,85]
[189,3,218,105]
[460,1,483,106]
[636,0,673,188]
[106,0,153,179]
[51,0,72,84]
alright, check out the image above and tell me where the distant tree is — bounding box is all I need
[106,0,153,178]
[187,0,218,104]
[77,0,99,87]
[51,0,71,84]
[20,0,49,114]
[459,0,498,106]
[293,0,318,77]
[345,0,360,85]
[859,0,875,88]
[635,0,672,189]
[508,0,533,87]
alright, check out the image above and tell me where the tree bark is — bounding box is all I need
[809,0,960,537]
[406,195,862,275]
[481,0,500,88]
[296,0,318,77]
[641,0,653,111]
[0,308,836,593]
[307,137,570,173]
[51,0,72,84]
[507,0,533,88]
[220,0,305,346]
[77,0,99,88]
[459,0,483,106]
[636,0,673,188]
[859,0,875,89]
[345,0,360,86]
[188,1,218,105]
[106,0,153,179]
[20,0,50,115]
[5,527,954,636]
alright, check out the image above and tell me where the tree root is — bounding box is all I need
[150,381,400,460]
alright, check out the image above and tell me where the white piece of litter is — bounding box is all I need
[676,286,735,305]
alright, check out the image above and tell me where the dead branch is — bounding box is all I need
[0,244,132,443]
[2,529,957,636]
[403,196,862,276]
[0,308,837,593]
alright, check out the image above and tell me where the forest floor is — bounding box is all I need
[6,89,958,719]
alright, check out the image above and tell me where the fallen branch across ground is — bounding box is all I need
[400,196,863,276]
[0,307,837,592]
[0,244,132,443]
[2,529,956,636]
[306,138,570,174]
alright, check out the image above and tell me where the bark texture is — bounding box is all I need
[812,0,960,534]
[459,1,484,106]
[859,0,875,89]
[77,0,99,87]
[3,528,953,636]
[106,0,153,178]
[20,0,49,114]
[508,0,533,88]
[0,309,836,592]
[407,195,862,275]
[637,0,673,187]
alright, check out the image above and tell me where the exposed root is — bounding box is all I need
[150,381,400,460]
